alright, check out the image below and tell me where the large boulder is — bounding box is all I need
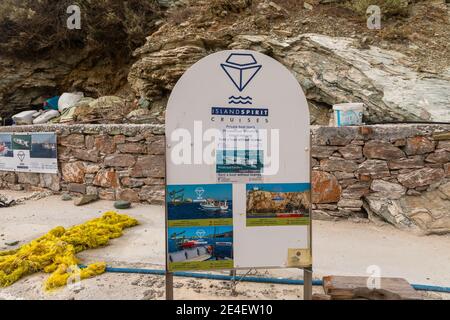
[364,179,450,235]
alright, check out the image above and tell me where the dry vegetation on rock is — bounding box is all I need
[0,0,161,58]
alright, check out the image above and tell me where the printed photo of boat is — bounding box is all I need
[30,133,57,159]
[0,134,13,158]
[246,183,311,227]
[11,135,31,151]
[167,226,233,271]
[167,184,233,227]
[216,149,263,174]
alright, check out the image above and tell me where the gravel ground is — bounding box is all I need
[0,191,449,300]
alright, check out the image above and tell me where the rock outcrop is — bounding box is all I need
[129,30,450,123]
[246,189,311,215]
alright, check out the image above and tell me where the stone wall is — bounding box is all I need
[0,124,166,205]
[311,124,450,235]
[1,123,449,234]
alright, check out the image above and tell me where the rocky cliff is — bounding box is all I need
[1,0,449,124]
[128,0,450,124]
[247,190,311,214]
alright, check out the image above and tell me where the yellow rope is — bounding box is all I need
[0,211,138,290]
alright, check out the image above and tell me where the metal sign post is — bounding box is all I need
[164,50,312,300]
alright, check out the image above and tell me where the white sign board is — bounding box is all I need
[0,132,58,174]
[165,50,311,272]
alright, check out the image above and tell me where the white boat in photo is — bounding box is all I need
[12,138,30,148]
[223,156,258,167]
[200,200,229,212]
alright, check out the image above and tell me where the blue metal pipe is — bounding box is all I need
[79,265,450,293]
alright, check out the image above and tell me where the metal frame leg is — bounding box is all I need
[166,272,174,300]
[303,267,313,300]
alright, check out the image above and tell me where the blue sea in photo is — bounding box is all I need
[167,184,233,221]
[168,201,233,220]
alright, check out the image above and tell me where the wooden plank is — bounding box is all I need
[433,131,450,141]
[323,276,422,300]
[312,294,332,300]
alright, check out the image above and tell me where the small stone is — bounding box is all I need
[99,189,116,201]
[74,194,98,206]
[60,134,85,147]
[311,146,338,158]
[320,158,358,173]
[342,182,370,199]
[131,155,165,178]
[405,136,435,155]
[438,182,450,199]
[304,2,313,10]
[333,172,355,180]
[121,177,145,188]
[146,137,165,155]
[72,148,99,163]
[5,241,20,246]
[68,183,86,194]
[312,171,341,204]
[427,217,450,235]
[93,169,120,188]
[357,160,390,178]
[337,199,363,208]
[105,154,136,167]
[388,156,424,170]
[338,145,362,160]
[397,167,444,188]
[117,189,140,203]
[62,162,85,184]
[117,143,146,154]
[94,135,116,154]
[393,139,406,147]
[445,163,450,176]
[114,200,131,210]
[406,189,421,196]
[113,135,126,144]
[425,150,450,164]
[437,140,450,151]
[139,185,164,204]
[363,140,405,160]
[17,172,40,185]
[370,179,406,199]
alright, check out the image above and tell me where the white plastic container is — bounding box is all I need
[33,110,60,124]
[332,103,364,127]
[12,110,40,125]
[58,92,84,112]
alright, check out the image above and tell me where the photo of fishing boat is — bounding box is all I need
[167,226,233,270]
[11,135,31,151]
[167,184,233,223]
[246,183,311,227]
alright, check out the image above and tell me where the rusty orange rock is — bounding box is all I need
[312,171,341,204]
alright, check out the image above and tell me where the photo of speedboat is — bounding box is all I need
[200,200,229,212]
[168,226,233,267]
[12,137,30,149]
[167,184,233,222]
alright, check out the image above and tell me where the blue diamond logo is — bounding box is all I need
[221,53,262,92]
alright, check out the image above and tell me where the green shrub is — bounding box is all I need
[0,0,161,58]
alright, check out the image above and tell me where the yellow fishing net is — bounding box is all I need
[0,211,138,290]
